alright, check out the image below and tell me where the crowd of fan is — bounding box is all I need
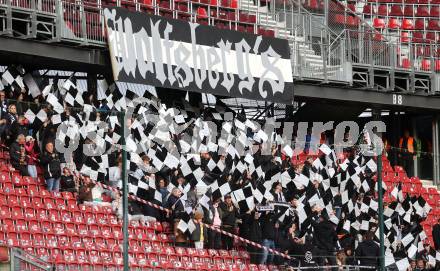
[0,87,437,271]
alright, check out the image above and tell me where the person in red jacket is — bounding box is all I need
[24,135,38,179]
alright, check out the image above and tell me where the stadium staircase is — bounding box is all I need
[236,0,348,81]
[0,146,436,270]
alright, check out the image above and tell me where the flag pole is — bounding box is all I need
[373,108,385,271]
[120,111,129,271]
[377,150,385,270]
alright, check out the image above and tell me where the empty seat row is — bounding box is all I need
[373,17,440,30]
[64,1,279,38]
[364,4,440,17]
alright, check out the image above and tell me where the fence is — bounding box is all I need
[1,0,440,84]
[10,247,52,271]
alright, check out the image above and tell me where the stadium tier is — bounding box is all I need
[0,132,437,270]
[2,0,440,268]
[3,0,440,90]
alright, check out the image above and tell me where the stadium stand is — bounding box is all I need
[1,0,440,267]
[0,130,436,270]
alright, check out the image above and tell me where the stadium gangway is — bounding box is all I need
[9,247,52,271]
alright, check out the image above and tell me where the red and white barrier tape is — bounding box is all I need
[73,171,291,260]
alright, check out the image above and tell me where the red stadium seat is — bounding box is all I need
[20,196,31,208]
[0,172,10,183]
[54,222,66,235]
[363,4,374,14]
[412,32,425,43]
[0,206,11,219]
[388,18,400,29]
[197,7,208,18]
[15,219,27,232]
[377,5,388,16]
[435,60,440,72]
[430,6,440,17]
[346,16,360,27]
[2,184,14,194]
[422,59,432,70]
[404,6,414,16]
[390,5,403,16]
[177,3,189,17]
[7,195,19,207]
[28,220,42,234]
[73,211,84,224]
[46,234,58,248]
[307,0,318,9]
[416,6,429,16]
[77,249,90,265]
[67,199,79,212]
[78,224,89,237]
[11,207,24,219]
[65,223,76,235]
[373,18,386,28]
[347,3,356,12]
[33,233,46,248]
[401,58,411,68]
[63,249,77,265]
[107,238,121,252]
[415,19,425,30]
[49,209,61,222]
[90,224,102,237]
[71,236,82,249]
[89,250,103,265]
[402,19,414,30]
[0,196,6,207]
[6,232,19,247]
[49,248,63,264]
[428,20,440,30]
[27,185,38,196]
[1,218,14,232]
[84,212,96,225]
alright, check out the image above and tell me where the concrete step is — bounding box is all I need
[421,179,440,195]
[422,179,434,187]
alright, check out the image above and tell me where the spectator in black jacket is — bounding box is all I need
[9,134,29,176]
[246,211,262,264]
[260,212,277,265]
[4,104,18,145]
[60,167,77,193]
[312,213,338,271]
[219,194,238,250]
[167,188,184,219]
[9,115,28,143]
[355,232,380,270]
[432,219,440,250]
[40,142,62,192]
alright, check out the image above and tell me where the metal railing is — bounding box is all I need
[292,38,351,82]
[0,0,353,82]
[1,0,438,84]
[10,247,52,271]
[347,29,440,72]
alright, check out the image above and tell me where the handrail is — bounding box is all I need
[9,247,52,271]
[3,0,438,80]
[330,28,347,48]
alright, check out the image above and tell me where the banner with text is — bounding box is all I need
[104,8,294,103]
